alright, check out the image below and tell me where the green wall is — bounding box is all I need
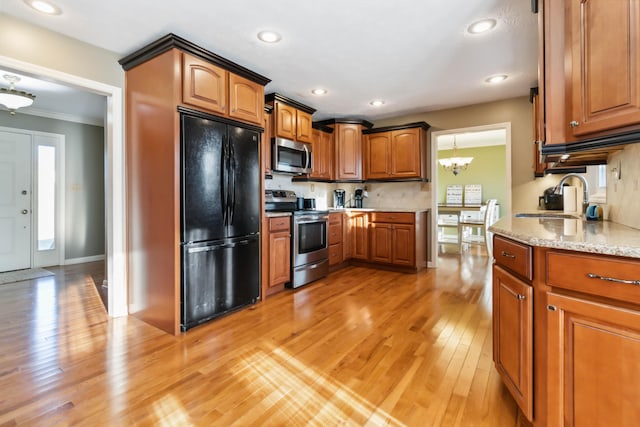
[437,145,506,211]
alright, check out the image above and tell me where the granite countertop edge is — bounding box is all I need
[490,217,640,259]
[328,208,430,213]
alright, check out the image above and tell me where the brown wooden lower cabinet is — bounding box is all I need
[492,236,640,425]
[492,265,533,421]
[350,213,369,261]
[546,292,640,427]
[265,216,290,296]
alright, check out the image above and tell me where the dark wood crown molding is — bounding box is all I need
[264,104,274,113]
[312,123,334,133]
[363,121,431,134]
[119,33,271,86]
[313,118,375,129]
[264,93,316,115]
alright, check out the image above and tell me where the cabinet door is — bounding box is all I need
[322,131,334,180]
[350,213,369,260]
[335,124,362,180]
[392,224,415,266]
[269,231,290,287]
[569,0,640,136]
[274,102,297,140]
[310,129,332,179]
[390,128,421,178]
[492,266,533,421]
[365,133,390,179]
[296,110,313,143]
[182,54,227,115]
[547,292,640,427]
[370,223,392,264]
[229,73,263,125]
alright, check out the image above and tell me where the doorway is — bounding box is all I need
[0,127,65,272]
[431,123,512,267]
[0,55,126,317]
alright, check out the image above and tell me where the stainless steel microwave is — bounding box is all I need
[272,137,312,174]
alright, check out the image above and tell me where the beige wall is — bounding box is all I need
[374,96,563,215]
[0,14,123,88]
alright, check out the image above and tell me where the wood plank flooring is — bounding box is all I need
[0,254,520,426]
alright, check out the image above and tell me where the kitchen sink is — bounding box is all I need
[515,212,579,219]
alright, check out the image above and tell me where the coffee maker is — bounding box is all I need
[354,188,364,208]
[334,189,346,208]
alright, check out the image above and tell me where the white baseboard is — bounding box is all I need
[64,254,105,265]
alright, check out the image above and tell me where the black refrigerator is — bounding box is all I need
[180,112,260,331]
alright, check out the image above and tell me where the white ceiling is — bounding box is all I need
[1,0,538,126]
[437,129,507,150]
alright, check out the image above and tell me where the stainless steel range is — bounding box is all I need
[265,190,329,288]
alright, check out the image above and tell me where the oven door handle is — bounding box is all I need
[296,220,324,225]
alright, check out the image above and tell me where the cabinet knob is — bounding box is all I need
[547,305,557,311]
[569,120,580,128]
[517,294,526,300]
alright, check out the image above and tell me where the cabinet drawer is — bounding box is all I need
[268,216,290,232]
[329,223,342,245]
[329,243,343,266]
[370,212,414,224]
[547,251,640,306]
[329,212,343,225]
[494,235,533,281]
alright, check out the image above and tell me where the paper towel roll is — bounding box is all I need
[563,186,577,213]
[564,218,578,235]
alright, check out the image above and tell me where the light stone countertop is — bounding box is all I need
[265,211,292,218]
[489,215,640,259]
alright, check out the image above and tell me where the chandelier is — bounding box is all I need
[439,135,473,176]
[0,74,36,115]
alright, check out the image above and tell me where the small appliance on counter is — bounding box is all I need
[539,186,564,210]
[334,189,346,208]
[354,188,365,208]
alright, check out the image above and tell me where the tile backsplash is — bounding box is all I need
[606,143,640,229]
[264,173,432,210]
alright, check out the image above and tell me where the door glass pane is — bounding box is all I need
[38,146,55,251]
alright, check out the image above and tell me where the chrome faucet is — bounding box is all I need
[557,173,590,213]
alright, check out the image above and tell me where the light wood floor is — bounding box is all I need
[0,251,520,426]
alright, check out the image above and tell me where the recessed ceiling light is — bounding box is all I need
[369,100,385,107]
[24,0,62,15]
[485,74,508,84]
[467,18,497,34]
[257,31,282,43]
[311,88,328,96]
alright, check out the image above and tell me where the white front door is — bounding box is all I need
[0,130,32,272]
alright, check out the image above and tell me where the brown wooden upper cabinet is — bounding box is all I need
[266,93,315,144]
[309,125,334,180]
[363,122,430,180]
[541,0,640,149]
[335,123,363,180]
[182,53,264,125]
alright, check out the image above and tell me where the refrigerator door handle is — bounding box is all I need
[229,141,236,225]
[187,239,251,253]
[222,135,228,226]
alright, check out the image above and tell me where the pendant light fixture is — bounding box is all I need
[439,135,473,176]
[0,74,36,115]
